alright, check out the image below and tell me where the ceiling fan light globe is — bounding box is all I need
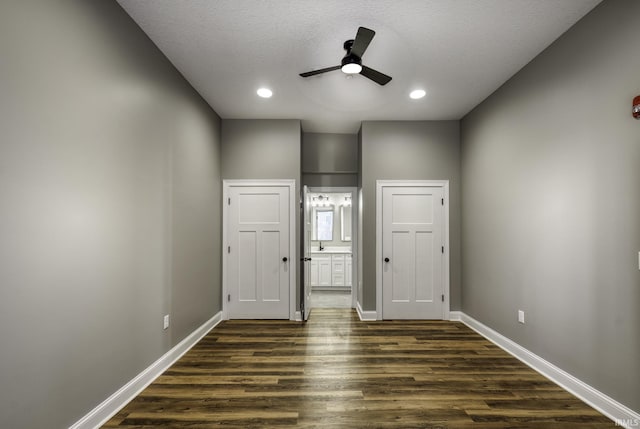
[341,63,362,74]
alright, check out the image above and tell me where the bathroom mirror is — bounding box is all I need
[313,207,333,241]
[340,205,352,241]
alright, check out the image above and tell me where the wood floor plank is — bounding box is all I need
[103,308,616,428]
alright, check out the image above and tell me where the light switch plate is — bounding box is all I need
[163,314,170,330]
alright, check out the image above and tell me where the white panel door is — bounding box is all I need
[382,186,443,319]
[228,186,290,319]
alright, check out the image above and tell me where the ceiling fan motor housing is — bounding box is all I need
[343,39,355,51]
[341,39,362,72]
[341,53,362,68]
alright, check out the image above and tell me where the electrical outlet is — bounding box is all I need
[518,310,525,324]
[163,314,170,330]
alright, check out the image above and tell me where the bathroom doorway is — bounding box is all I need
[304,187,357,311]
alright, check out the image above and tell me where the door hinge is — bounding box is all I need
[441,294,445,302]
[441,198,444,205]
[227,294,231,302]
[228,246,231,253]
[228,197,231,205]
[441,246,444,253]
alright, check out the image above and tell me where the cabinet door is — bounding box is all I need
[345,255,352,287]
[310,260,319,286]
[332,255,345,286]
[318,257,332,286]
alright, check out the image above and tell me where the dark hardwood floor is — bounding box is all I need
[104,309,614,428]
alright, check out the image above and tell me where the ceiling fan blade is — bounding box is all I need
[299,65,341,78]
[360,66,392,86]
[350,27,375,58]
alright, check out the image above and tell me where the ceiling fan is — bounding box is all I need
[299,27,392,86]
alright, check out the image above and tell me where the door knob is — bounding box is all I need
[283,257,288,262]
[384,257,390,263]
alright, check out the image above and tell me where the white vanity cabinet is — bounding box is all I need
[310,252,351,288]
[310,255,331,287]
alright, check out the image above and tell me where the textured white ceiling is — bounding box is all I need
[117,0,601,133]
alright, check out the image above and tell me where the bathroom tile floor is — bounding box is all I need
[310,290,352,308]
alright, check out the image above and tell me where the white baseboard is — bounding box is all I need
[70,311,223,429]
[356,301,377,321]
[293,311,302,322]
[459,312,640,429]
[448,310,462,321]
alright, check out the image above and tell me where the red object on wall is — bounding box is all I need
[633,95,640,119]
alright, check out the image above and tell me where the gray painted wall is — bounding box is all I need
[302,133,358,173]
[357,127,365,306]
[0,1,222,428]
[360,121,461,311]
[221,119,302,308]
[171,115,222,343]
[221,120,302,183]
[303,173,358,188]
[461,0,640,412]
[302,132,358,187]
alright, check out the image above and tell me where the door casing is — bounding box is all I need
[307,186,358,310]
[376,180,450,320]
[222,179,297,320]
[302,185,312,321]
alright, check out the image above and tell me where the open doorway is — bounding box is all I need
[304,187,357,312]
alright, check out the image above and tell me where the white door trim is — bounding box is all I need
[307,186,358,309]
[222,179,297,321]
[376,180,450,320]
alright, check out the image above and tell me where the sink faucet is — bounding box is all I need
[319,241,324,251]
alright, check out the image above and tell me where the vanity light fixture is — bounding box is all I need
[311,194,335,208]
[312,195,325,207]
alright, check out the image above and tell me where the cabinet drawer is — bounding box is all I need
[332,273,345,286]
[332,261,344,273]
[331,254,345,262]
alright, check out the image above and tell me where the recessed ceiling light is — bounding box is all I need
[409,89,426,100]
[257,88,273,98]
